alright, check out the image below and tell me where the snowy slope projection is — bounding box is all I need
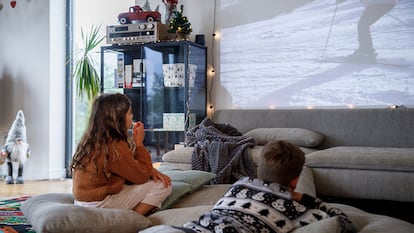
[220,0,414,108]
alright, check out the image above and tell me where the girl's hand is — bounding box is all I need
[151,168,171,187]
[133,121,145,147]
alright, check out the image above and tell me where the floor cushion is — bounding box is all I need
[21,193,151,233]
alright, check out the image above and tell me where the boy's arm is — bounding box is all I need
[321,203,359,233]
[295,193,358,232]
[292,192,322,209]
[297,193,323,209]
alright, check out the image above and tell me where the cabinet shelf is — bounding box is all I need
[100,41,207,152]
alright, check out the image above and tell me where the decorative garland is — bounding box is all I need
[0,0,34,11]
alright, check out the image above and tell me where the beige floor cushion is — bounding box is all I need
[21,193,151,233]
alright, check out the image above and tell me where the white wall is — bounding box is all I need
[74,0,133,41]
[0,1,219,180]
[0,0,66,180]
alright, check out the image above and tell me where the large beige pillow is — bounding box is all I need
[21,193,152,233]
[161,147,194,163]
[244,128,324,147]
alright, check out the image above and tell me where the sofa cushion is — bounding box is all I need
[249,146,318,167]
[160,181,192,210]
[305,147,414,171]
[157,165,216,209]
[21,193,152,233]
[157,165,216,190]
[244,128,324,147]
[162,146,318,170]
[173,184,231,208]
[161,147,195,163]
[305,147,414,202]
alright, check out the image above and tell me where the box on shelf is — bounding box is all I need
[132,59,145,87]
[163,113,196,131]
[162,63,197,87]
[116,54,125,88]
[124,65,133,88]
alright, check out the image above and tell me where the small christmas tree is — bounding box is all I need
[168,5,192,35]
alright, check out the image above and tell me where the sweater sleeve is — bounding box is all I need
[300,194,358,232]
[299,193,323,209]
[109,141,153,184]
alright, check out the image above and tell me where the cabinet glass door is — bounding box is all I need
[101,41,206,152]
[187,43,207,126]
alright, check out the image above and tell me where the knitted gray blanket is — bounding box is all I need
[185,118,256,184]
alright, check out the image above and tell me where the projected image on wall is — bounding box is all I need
[220,0,414,108]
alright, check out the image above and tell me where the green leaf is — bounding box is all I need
[72,24,105,101]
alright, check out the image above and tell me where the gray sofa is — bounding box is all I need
[153,108,414,232]
[21,108,414,233]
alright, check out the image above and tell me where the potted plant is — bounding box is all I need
[72,25,105,101]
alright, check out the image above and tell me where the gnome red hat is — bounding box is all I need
[4,110,28,152]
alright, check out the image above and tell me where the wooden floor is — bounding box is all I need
[0,162,162,198]
[0,144,165,198]
[0,179,73,198]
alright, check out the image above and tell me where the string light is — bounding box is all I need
[207,0,218,116]
[212,32,220,39]
[185,46,192,131]
[347,104,355,109]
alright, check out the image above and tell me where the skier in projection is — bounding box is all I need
[338,0,397,62]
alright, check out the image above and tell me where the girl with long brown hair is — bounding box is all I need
[70,93,171,216]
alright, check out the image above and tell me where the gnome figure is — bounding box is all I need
[0,110,31,184]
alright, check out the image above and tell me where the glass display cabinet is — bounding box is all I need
[100,41,207,154]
